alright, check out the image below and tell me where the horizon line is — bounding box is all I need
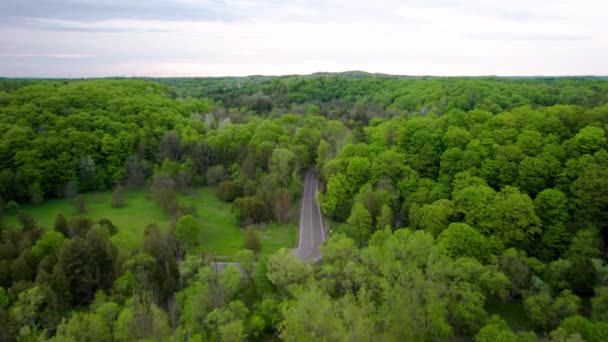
[2,71,608,80]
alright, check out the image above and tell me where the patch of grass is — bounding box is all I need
[182,189,297,257]
[5,190,166,251]
[257,223,298,257]
[5,188,296,256]
[485,298,532,332]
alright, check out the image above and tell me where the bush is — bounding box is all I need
[68,217,94,237]
[54,214,69,236]
[17,211,37,232]
[98,218,118,236]
[217,181,243,202]
[111,185,126,208]
[154,189,179,217]
[74,195,88,214]
[29,183,43,205]
[244,228,262,255]
[178,204,198,218]
[206,165,227,185]
[5,201,19,215]
[232,196,271,226]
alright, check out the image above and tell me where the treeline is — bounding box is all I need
[159,74,608,121]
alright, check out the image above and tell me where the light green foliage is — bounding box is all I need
[516,130,545,156]
[206,300,249,342]
[490,186,541,246]
[280,283,346,341]
[454,184,496,229]
[438,223,489,261]
[443,126,473,149]
[370,149,408,183]
[571,126,606,155]
[175,214,200,252]
[524,289,580,331]
[517,154,561,195]
[220,265,243,300]
[347,202,372,246]
[475,315,517,342]
[53,312,111,342]
[346,157,370,190]
[556,315,608,342]
[114,298,171,342]
[9,286,46,340]
[177,280,212,339]
[592,286,608,322]
[270,148,296,188]
[376,204,393,230]
[266,248,312,290]
[411,199,454,236]
[320,173,353,221]
[31,230,67,259]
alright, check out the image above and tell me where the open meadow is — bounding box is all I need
[5,188,297,257]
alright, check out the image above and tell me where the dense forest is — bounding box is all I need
[1,74,608,341]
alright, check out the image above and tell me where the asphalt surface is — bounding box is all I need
[295,170,327,261]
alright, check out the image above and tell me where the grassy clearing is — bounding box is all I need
[4,188,297,257]
[485,299,532,331]
[5,190,166,251]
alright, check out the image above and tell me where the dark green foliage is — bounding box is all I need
[243,228,262,255]
[97,218,118,236]
[16,211,37,232]
[67,217,94,238]
[206,165,227,186]
[153,188,179,217]
[73,195,88,215]
[217,180,243,202]
[54,214,69,237]
[232,197,271,226]
[4,201,18,215]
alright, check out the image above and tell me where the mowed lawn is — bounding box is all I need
[5,188,297,257]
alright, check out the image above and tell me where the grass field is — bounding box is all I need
[486,299,532,332]
[5,188,297,257]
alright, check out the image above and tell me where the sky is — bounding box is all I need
[0,0,607,77]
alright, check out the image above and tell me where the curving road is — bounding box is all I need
[295,170,327,261]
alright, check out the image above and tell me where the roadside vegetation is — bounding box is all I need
[1,74,608,340]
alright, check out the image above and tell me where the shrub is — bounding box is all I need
[5,201,19,215]
[232,196,271,226]
[17,211,37,232]
[68,217,94,237]
[54,214,69,236]
[206,165,227,185]
[217,181,243,202]
[98,218,118,236]
[153,189,179,217]
[74,195,88,214]
[111,185,126,208]
[244,228,262,255]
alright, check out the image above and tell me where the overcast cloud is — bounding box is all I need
[0,0,606,77]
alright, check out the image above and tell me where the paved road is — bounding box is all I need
[295,170,326,261]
